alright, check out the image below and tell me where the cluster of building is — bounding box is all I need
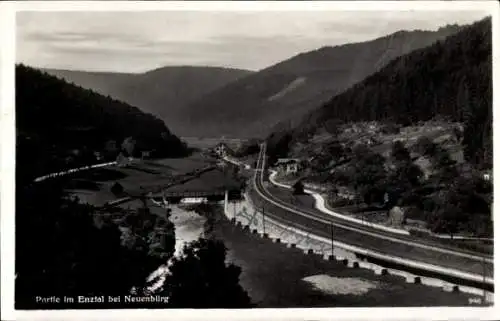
[274,158,302,175]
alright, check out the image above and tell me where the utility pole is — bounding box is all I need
[330,222,334,257]
[262,205,266,235]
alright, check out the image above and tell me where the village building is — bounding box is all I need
[335,186,356,200]
[214,142,232,158]
[93,151,103,161]
[116,152,130,167]
[387,206,406,227]
[275,158,302,175]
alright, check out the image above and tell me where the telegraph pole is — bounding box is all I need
[262,205,266,235]
[330,222,334,257]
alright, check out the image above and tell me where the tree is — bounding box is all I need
[292,180,305,195]
[105,140,119,160]
[162,238,252,308]
[452,126,463,143]
[122,137,136,157]
[427,175,492,237]
[430,202,462,238]
[266,130,292,164]
[325,140,344,158]
[323,119,342,135]
[391,140,411,163]
[16,64,189,181]
[350,145,387,204]
[110,182,125,196]
[431,149,458,185]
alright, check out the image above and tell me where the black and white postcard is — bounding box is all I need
[1,1,498,320]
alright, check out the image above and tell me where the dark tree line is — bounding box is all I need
[16,64,189,182]
[162,239,252,308]
[15,180,165,309]
[291,17,492,167]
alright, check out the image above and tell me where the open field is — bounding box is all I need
[146,152,216,174]
[181,137,248,150]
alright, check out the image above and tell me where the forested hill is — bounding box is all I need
[291,17,492,166]
[44,66,253,136]
[181,23,463,137]
[16,64,188,181]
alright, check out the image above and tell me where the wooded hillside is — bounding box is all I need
[295,17,491,167]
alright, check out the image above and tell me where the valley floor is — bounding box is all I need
[64,155,488,307]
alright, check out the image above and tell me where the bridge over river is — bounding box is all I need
[106,162,245,209]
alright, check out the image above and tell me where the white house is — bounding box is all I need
[275,158,301,175]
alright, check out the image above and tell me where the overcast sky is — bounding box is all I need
[16,10,489,73]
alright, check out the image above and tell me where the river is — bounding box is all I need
[146,205,207,293]
[145,200,481,307]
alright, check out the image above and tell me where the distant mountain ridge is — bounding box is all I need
[181,23,464,137]
[17,65,189,182]
[43,66,253,135]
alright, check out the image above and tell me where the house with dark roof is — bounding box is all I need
[275,158,302,175]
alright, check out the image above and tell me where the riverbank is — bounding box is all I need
[146,205,207,293]
[204,203,485,307]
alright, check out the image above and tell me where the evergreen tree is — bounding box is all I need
[162,238,253,308]
[15,181,164,308]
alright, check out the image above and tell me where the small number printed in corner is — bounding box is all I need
[468,297,482,305]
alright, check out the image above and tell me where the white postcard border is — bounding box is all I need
[1,1,499,320]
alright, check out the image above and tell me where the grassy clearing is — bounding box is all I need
[149,153,215,175]
[66,153,232,206]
